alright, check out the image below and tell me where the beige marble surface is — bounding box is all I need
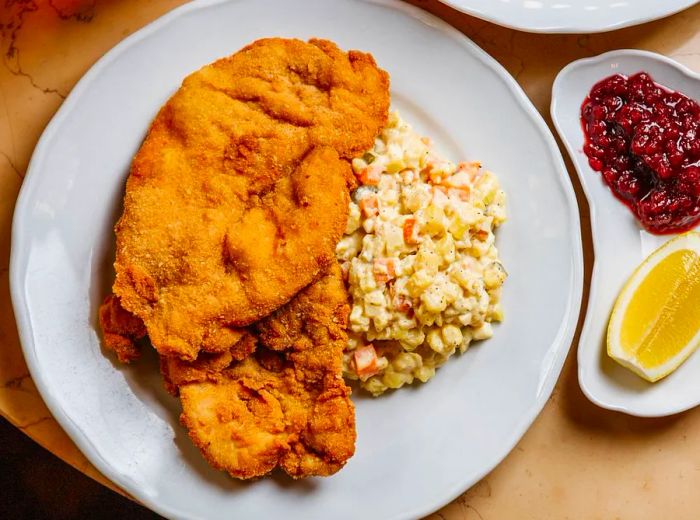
[1,0,699,517]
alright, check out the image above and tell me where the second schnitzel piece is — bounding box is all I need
[161,263,355,479]
[114,38,389,360]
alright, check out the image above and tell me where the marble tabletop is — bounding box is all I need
[1,1,699,518]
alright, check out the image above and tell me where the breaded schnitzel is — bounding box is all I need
[161,263,354,479]
[113,38,389,361]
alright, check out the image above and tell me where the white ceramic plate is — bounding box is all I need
[11,0,583,518]
[551,49,700,418]
[438,0,698,34]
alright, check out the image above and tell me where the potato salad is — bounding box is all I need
[336,112,507,395]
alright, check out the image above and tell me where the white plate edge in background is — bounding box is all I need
[437,0,699,34]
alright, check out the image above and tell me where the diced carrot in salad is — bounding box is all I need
[430,175,470,202]
[373,257,397,284]
[356,164,383,186]
[403,217,419,244]
[354,344,379,378]
[473,229,489,241]
[359,195,379,217]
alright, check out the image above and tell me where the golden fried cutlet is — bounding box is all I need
[162,263,355,479]
[113,38,389,361]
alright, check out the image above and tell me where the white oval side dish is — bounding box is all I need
[437,0,699,34]
[11,0,583,518]
[551,49,700,417]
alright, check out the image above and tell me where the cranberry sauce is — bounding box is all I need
[581,72,699,234]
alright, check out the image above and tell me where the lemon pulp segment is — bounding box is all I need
[619,249,700,369]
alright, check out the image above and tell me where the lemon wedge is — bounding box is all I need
[607,231,700,382]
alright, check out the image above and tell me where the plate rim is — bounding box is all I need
[550,48,700,418]
[437,0,699,34]
[10,0,584,517]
